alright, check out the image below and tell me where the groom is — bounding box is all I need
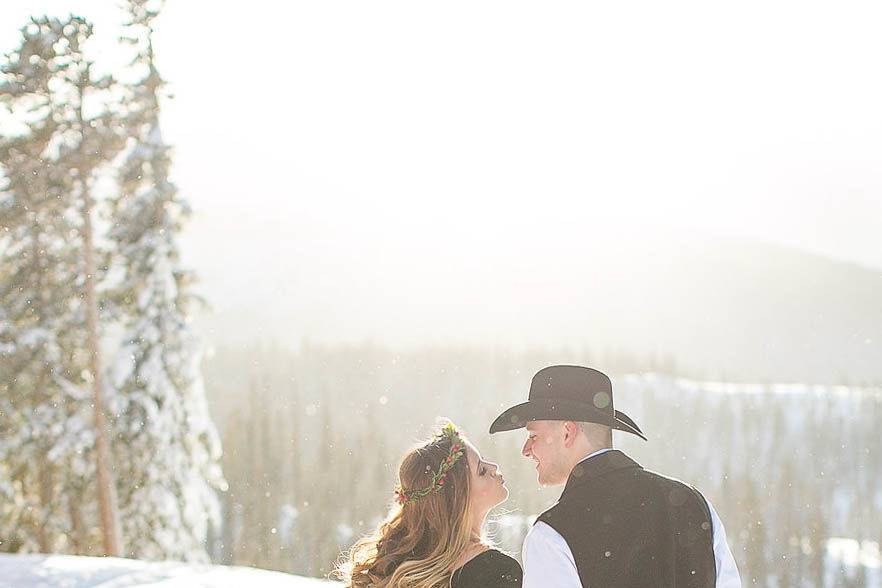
[490,365,741,587]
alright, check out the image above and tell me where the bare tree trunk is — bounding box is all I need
[83,163,122,557]
[37,459,52,552]
[33,239,52,554]
[68,491,86,554]
[77,69,122,557]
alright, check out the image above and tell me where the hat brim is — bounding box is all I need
[489,398,647,440]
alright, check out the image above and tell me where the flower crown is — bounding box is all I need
[394,423,465,505]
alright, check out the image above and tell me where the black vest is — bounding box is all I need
[536,450,715,588]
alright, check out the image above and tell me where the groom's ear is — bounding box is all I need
[562,421,580,448]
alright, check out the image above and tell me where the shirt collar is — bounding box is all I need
[578,447,615,464]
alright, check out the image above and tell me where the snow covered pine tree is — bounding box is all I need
[105,0,227,562]
[0,16,126,555]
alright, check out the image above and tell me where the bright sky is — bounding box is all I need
[2,1,881,346]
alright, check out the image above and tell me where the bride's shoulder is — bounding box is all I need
[452,549,522,587]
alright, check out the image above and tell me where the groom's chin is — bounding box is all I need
[535,467,548,486]
[537,470,565,487]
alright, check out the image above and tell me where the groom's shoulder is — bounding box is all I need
[619,464,712,515]
[639,467,711,508]
[536,464,710,528]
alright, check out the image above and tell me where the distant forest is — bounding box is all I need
[205,343,881,587]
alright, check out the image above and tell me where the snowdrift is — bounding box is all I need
[0,554,338,587]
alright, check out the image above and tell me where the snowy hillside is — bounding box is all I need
[0,554,339,588]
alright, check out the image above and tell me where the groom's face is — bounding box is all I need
[522,420,569,486]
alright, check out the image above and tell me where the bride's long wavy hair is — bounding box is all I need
[334,420,478,588]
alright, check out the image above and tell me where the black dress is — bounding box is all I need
[451,549,522,587]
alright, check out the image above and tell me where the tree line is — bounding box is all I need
[206,344,881,586]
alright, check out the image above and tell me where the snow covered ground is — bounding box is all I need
[0,542,877,587]
[0,554,339,588]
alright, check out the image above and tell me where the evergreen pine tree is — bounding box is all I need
[104,0,226,562]
[0,15,124,555]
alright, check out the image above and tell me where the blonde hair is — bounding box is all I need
[334,421,479,588]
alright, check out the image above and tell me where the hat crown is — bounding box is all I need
[529,365,614,414]
[489,364,645,439]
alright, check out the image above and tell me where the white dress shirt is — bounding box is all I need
[522,449,742,588]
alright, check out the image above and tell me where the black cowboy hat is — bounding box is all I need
[489,365,647,440]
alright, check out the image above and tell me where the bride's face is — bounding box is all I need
[464,441,508,515]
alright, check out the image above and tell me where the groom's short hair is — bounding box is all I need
[576,421,613,447]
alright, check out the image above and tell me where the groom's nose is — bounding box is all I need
[521,438,532,458]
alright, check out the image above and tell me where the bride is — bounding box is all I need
[335,420,522,587]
